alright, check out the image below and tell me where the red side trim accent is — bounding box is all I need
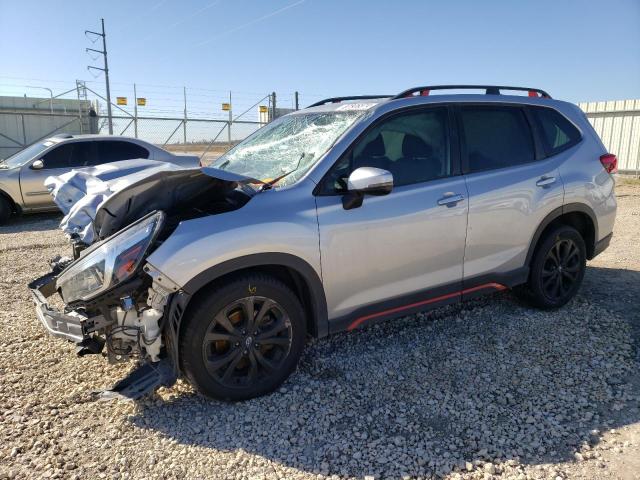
[346,283,506,331]
[461,282,507,295]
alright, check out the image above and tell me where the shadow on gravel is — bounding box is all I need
[0,212,62,234]
[130,267,640,479]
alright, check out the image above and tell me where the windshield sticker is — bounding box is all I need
[336,103,376,111]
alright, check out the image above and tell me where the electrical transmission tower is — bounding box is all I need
[85,18,113,134]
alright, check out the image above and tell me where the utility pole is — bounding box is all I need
[86,18,113,134]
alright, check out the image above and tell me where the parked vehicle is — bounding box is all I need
[29,85,617,401]
[0,134,199,223]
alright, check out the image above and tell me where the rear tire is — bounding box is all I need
[0,197,11,225]
[179,273,306,401]
[517,225,586,309]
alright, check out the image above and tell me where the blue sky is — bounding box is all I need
[1,0,639,111]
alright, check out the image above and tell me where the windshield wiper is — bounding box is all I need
[260,152,306,191]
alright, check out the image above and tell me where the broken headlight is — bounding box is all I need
[57,211,165,303]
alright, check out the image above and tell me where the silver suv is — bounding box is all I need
[29,85,617,401]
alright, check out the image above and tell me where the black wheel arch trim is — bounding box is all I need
[180,253,328,338]
[0,188,19,214]
[525,202,599,265]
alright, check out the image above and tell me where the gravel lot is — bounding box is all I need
[1,181,639,480]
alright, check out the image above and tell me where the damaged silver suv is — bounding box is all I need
[29,85,617,401]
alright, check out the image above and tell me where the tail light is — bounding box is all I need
[600,153,618,174]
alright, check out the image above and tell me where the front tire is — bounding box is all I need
[179,273,306,401]
[0,197,11,225]
[518,225,586,309]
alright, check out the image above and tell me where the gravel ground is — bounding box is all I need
[1,181,639,480]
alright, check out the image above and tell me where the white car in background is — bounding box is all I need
[0,134,200,224]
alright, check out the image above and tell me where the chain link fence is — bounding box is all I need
[0,112,89,159]
[4,81,638,174]
[0,111,264,164]
[0,81,310,162]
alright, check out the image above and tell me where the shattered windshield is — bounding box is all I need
[211,111,364,187]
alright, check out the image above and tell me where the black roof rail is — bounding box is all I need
[307,95,393,108]
[392,85,552,99]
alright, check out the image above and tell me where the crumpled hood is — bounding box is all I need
[47,160,244,244]
[93,168,242,239]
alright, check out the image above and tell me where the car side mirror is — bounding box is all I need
[31,159,44,170]
[342,167,393,210]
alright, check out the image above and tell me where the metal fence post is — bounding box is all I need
[183,86,187,145]
[133,83,138,138]
[76,81,83,134]
[271,91,277,121]
[294,91,299,110]
[228,91,232,150]
[21,114,26,146]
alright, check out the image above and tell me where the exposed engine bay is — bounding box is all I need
[29,165,255,399]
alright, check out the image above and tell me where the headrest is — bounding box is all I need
[402,134,432,158]
[360,133,386,157]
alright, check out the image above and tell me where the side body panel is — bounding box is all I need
[316,177,468,320]
[463,157,565,278]
[553,103,616,241]
[19,163,65,210]
[146,180,322,294]
[0,168,25,209]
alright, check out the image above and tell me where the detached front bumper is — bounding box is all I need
[28,269,178,400]
[28,271,90,344]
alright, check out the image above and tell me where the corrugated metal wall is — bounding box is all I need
[579,99,640,174]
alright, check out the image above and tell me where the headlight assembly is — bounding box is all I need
[57,211,165,303]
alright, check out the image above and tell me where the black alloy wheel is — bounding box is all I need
[540,237,582,302]
[518,225,586,309]
[180,274,306,401]
[202,296,293,388]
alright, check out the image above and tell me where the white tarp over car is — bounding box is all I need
[45,159,185,244]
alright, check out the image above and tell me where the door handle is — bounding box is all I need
[437,193,465,206]
[536,176,556,187]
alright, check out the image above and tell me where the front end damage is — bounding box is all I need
[28,167,253,399]
[28,255,178,399]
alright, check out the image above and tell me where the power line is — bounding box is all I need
[166,0,224,29]
[138,0,224,43]
[194,0,306,47]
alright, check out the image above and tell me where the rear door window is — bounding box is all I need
[531,106,581,155]
[95,141,149,165]
[69,142,97,167]
[459,106,535,173]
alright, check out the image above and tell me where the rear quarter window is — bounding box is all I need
[531,106,581,155]
[95,141,150,165]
